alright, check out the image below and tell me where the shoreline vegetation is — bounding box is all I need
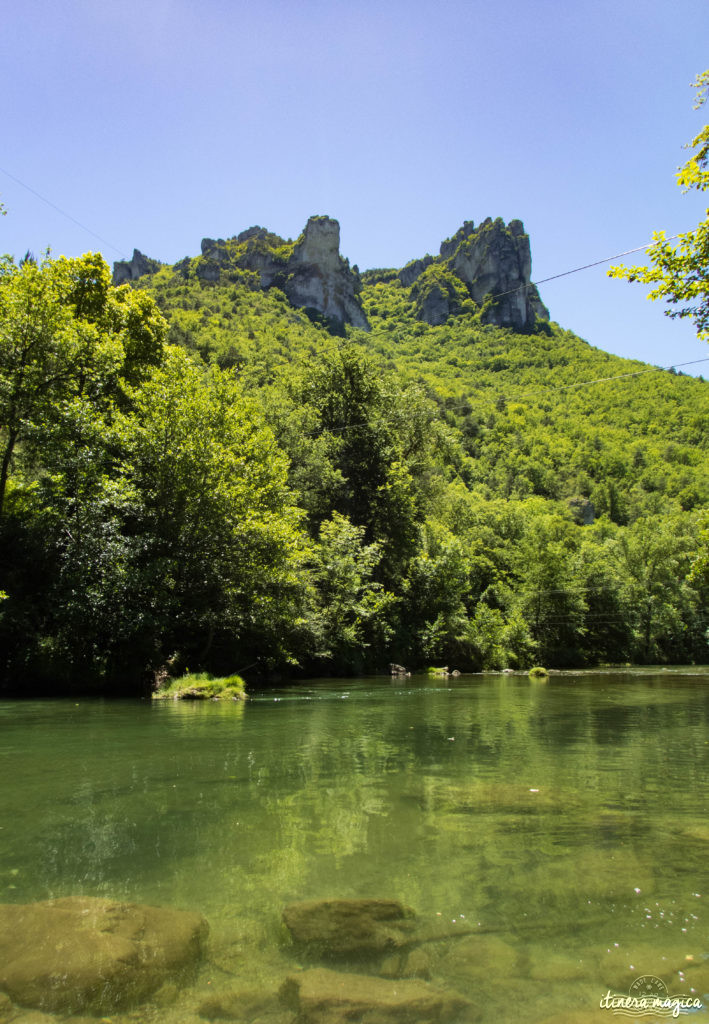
[0,243,707,698]
[152,672,247,701]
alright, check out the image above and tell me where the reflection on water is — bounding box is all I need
[2,668,709,1022]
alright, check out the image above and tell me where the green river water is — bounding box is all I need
[2,668,709,1023]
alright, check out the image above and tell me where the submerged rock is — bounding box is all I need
[0,993,12,1024]
[0,896,208,1013]
[279,967,473,1024]
[440,935,519,982]
[199,985,280,1020]
[527,948,596,983]
[420,780,585,816]
[282,899,416,957]
[597,943,695,991]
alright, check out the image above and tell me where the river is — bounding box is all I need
[2,667,709,1022]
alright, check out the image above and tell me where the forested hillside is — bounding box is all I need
[1,222,707,694]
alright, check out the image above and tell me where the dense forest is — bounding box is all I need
[0,225,707,694]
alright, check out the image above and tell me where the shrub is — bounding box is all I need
[152,672,247,701]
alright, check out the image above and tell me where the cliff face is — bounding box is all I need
[113,214,548,333]
[112,249,161,285]
[113,217,368,331]
[402,218,549,332]
[285,217,368,330]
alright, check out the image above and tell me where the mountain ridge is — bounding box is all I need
[113,213,548,333]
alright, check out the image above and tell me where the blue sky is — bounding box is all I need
[2,0,708,373]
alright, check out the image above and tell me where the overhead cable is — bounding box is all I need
[491,234,684,303]
[0,165,127,258]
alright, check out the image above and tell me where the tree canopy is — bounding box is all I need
[1,229,707,694]
[609,70,709,340]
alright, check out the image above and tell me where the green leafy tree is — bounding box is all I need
[511,508,587,666]
[271,343,447,582]
[308,512,394,671]
[0,252,166,517]
[610,514,701,662]
[609,70,709,338]
[110,347,308,675]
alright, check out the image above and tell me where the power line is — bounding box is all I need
[533,236,683,288]
[304,356,709,435]
[554,357,709,391]
[491,234,684,302]
[427,357,709,418]
[0,165,127,259]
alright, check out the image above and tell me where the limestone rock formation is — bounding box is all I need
[447,218,548,331]
[285,217,369,330]
[113,217,368,330]
[279,967,472,1024]
[236,229,290,287]
[0,896,208,1014]
[112,213,549,333]
[410,266,469,327]
[398,255,433,288]
[405,218,549,331]
[112,249,160,285]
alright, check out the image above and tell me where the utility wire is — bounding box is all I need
[492,234,683,302]
[305,356,709,436]
[0,165,127,259]
[553,356,709,387]
[426,358,709,416]
[1,167,702,404]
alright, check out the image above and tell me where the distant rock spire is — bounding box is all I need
[402,218,549,331]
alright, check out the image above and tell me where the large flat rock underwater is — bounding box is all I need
[0,896,208,1014]
[279,967,474,1024]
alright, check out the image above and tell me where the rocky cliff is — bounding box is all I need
[285,216,368,330]
[113,214,548,333]
[401,218,549,331]
[112,249,161,285]
[113,216,368,331]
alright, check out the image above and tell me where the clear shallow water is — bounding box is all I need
[3,668,709,1023]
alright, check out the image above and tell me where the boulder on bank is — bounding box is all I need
[0,896,208,1013]
[282,899,416,957]
[280,967,473,1024]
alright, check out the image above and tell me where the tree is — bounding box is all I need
[605,514,700,662]
[109,348,309,675]
[270,342,446,582]
[307,512,393,671]
[609,70,709,339]
[0,252,166,517]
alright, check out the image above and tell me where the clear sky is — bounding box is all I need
[2,0,708,374]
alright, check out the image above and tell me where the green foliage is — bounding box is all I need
[528,666,548,678]
[609,70,709,338]
[108,347,309,674]
[307,512,394,671]
[411,263,473,321]
[152,672,246,700]
[2,220,708,692]
[0,252,167,519]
